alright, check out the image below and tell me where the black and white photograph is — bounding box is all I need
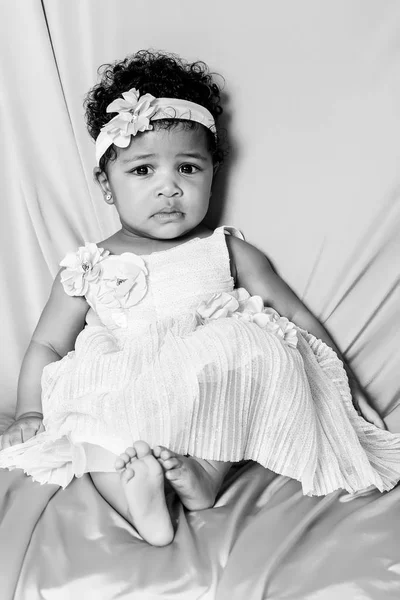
[0,1,399,598]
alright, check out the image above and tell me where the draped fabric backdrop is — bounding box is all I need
[0,0,399,434]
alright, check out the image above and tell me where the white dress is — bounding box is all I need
[1,226,400,495]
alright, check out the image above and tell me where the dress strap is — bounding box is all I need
[214,225,245,241]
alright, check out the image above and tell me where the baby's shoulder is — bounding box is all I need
[224,232,273,273]
[224,230,260,257]
[96,232,152,256]
[96,232,127,256]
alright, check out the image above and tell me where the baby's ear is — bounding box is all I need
[93,167,113,203]
[93,166,105,185]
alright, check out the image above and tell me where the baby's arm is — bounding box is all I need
[15,272,89,420]
[227,236,386,429]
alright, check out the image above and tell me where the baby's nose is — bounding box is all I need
[157,173,182,197]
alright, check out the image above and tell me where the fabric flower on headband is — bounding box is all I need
[102,88,157,148]
[60,243,109,296]
[95,89,217,165]
[96,88,217,166]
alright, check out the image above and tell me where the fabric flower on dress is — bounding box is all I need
[60,243,109,296]
[196,292,240,322]
[97,253,148,309]
[230,289,264,320]
[102,88,157,149]
[196,288,298,348]
[252,308,298,348]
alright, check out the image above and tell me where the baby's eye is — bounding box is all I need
[131,165,151,176]
[179,164,200,175]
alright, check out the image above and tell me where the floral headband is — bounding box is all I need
[95,88,217,165]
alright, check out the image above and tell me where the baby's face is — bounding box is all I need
[104,125,214,240]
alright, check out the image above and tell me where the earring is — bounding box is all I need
[105,193,112,201]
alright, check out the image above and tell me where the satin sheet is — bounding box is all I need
[1,0,399,433]
[1,453,399,600]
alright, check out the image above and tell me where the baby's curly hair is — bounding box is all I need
[84,50,224,171]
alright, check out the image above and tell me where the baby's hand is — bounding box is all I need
[1,414,45,449]
[353,389,387,430]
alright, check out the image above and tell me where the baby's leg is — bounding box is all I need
[90,441,173,546]
[153,446,231,510]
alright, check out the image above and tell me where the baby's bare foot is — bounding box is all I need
[115,441,173,546]
[153,446,230,511]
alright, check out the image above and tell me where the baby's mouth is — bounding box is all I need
[153,210,184,221]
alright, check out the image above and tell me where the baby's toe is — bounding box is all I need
[114,454,131,471]
[153,445,167,458]
[165,466,182,481]
[115,456,126,470]
[162,457,181,471]
[120,465,135,483]
[115,447,138,471]
[132,440,151,459]
[120,451,135,464]
[124,446,137,459]
[160,448,176,461]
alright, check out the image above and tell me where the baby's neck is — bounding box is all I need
[100,225,212,257]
